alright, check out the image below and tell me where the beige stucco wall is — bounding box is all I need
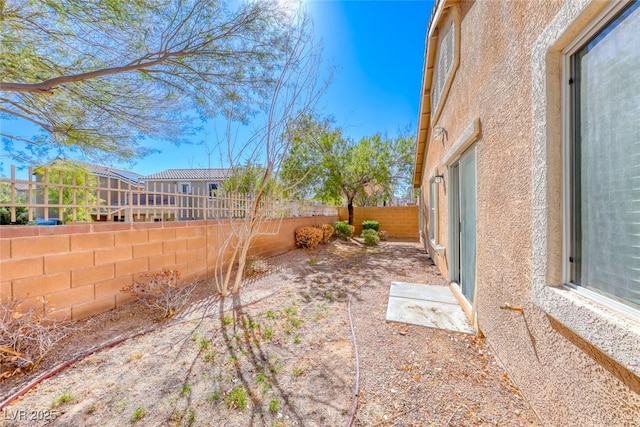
[419,0,640,425]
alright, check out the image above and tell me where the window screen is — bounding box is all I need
[570,1,640,308]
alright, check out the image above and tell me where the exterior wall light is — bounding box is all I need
[434,174,444,184]
[433,126,448,141]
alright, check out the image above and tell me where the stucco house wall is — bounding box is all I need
[415,0,640,425]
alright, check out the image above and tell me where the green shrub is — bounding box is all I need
[295,227,323,249]
[361,229,380,246]
[335,221,352,239]
[362,220,379,232]
[0,206,29,225]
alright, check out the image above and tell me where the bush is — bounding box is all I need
[295,226,323,249]
[1,298,74,377]
[314,223,335,243]
[361,229,380,246]
[244,256,270,278]
[335,221,352,239]
[362,220,379,232]
[121,269,195,318]
[0,206,29,225]
[378,230,389,241]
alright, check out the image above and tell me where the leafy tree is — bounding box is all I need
[280,116,414,224]
[221,163,278,196]
[34,162,100,222]
[0,183,29,224]
[0,0,297,163]
[353,131,415,206]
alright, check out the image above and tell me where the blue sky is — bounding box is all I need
[1,0,434,178]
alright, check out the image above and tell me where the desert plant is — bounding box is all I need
[51,392,73,408]
[362,220,380,232]
[121,269,195,318]
[244,256,270,278]
[378,230,389,241]
[181,383,192,396]
[264,327,274,340]
[314,223,335,243]
[225,386,248,410]
[269,398,280,413]
[361,229,380,246]
[132,407,146,421]
[187,408,196,425]
[334,221,352,239]
[294,226,323,249]
[1,298,74,378]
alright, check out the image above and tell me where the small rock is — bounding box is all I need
[390,388,397,393]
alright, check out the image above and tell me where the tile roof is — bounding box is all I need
[144,168,231,181]
[36,160,145,185]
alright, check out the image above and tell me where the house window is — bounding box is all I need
[208,183,219,197]
[432,20,454,115]
[178,182,191,194]
[430,5,459,124]
[429,178,438,244]
[568,0,640,309]
[532,0,640,377]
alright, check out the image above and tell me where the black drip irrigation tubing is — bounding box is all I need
[0,288,282,411]
[345,280,367,427]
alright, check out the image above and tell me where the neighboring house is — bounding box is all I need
[144,168,231,220]
[144,168,230,196]
[414,0,639,425]
[34,160,145,222]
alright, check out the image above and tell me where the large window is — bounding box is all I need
[569,1,640,309]
[430,6,460,124]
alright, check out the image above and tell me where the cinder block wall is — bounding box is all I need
[0,216,336,320]
[338,206,418,238]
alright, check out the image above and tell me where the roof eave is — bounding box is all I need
[413,0,457,188]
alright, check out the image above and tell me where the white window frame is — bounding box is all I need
[178,182,191,194]
[430,5,461,125]
[562,0,640,315]
[429,178,438,245]
[208,182,219,197]
[531,0,640,378]
[428,174,446,257]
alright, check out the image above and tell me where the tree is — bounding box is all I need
[280,116,415,224]
[33,162,101,222]
[358,130,415,206]
[0,183,29,224]
[210,8,328,297]
[0,0,297,163]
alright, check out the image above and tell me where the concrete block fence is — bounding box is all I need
[0,216,337,320]
[338,206,419,238]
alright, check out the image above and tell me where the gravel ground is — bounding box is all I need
[1,240,541,426]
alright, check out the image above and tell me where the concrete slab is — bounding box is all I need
[389,281,458,304]
[386,282,475,335]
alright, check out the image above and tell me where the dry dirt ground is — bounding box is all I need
[1,240,542,426]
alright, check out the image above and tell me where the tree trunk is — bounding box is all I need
[348,198,354,225]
